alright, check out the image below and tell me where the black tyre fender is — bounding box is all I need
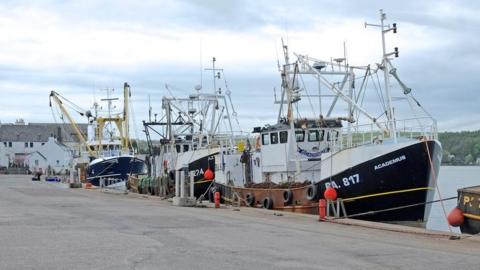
[262,197,274,209]
[306,184,318,201]
[283,189,293,204]
[245,192,255,206]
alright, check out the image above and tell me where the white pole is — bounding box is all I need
[180,169,185,198]
[175,170,180,197]
[190,171,194,197]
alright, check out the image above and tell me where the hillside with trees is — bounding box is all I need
[439,130,480,165]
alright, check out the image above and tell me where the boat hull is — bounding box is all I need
[215,139,441,226]
[458,186,480,234]
[87,155,145,187]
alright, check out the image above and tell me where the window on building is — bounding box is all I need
[280,131,288,143]
[295,131,305,142]
[41,143,45,146]
[175,145,181,153]
[3,142,6,147]
[25,142,28,147]
[270,132,278,144]
[56,160,60,165]
[30,142,33,148]
[183,144,189,152]
[308,130,320,142]
[262,133,270,145]
[8,142,12,147]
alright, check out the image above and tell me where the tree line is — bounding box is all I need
[439,130,480,165]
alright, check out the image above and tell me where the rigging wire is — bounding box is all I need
[298,73,317,117]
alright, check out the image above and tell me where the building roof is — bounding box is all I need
[0,123,88,143]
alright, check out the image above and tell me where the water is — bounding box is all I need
[427,166,480,232]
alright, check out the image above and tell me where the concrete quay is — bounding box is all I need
[1,174,479,270]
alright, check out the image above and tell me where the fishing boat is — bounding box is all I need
[49,83,146,188]
[143,57,245,198]
[451,186,480,234]
[209,10,442,227]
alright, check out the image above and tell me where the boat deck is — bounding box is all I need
[460,185,480,194]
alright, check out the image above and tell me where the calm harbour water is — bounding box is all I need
[427,166,480,232]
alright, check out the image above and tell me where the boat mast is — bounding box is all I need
[123,82,130,153]
[366,9,398,142]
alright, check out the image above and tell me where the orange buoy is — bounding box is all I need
[214,191,220,208]
[204,168,214,180]
[318,199,327,220]
[324,187,337,201]
[447,207,464,227]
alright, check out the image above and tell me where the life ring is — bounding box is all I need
[262,197,274,209]
[245,192,255,206]
[306,184,318,201]
[283,189,293,204]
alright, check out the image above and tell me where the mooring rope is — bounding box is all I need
[423,139,453,233]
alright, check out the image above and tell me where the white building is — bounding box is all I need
[0,143,7,169]
[0,120,87,172]
[25,137,73,174]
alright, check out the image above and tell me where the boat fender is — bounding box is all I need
[245,192,255,206]
[324,187,337,201]
[306,185,318,201]
[262,197,273,209]
[447,207,464,227]
[283,189,293,204]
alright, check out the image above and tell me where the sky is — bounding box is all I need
[1,0,479,139]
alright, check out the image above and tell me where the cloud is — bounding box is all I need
[0,0,479,135]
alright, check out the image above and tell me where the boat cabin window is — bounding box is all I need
[262,133,270,145]
[175,145,181,153]
[183,145,189,152]
[295,131,305,142]
[270,132,278,144]
[280,131,288,143]
[308,130,320,142]
[327,130,339,141]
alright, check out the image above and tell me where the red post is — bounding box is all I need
[214,191,220,208]
[319,199,326,220]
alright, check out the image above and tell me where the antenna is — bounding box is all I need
[148,95,152,122]
[199,37,203,89]
[365,9,399,142]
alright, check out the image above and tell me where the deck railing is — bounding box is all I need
[336,117,438,150]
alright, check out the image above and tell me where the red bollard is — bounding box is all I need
[318,199,326,220]
[214,191,220,208]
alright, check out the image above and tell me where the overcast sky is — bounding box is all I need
[1,0,479,138]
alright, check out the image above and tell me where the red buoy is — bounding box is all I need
[447,207,464,227]
[324,187,337,201]
[204,168,214,180]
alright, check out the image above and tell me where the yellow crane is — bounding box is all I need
[49,82,132,158]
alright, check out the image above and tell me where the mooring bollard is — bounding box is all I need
[214,191,220,208]
[319,199,326,220]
